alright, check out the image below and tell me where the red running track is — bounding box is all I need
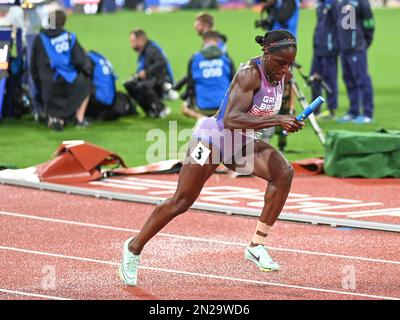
[0,184,399,300]
[81,174,400,224]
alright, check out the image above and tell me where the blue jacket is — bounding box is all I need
[333,0,375,52]
[88,51,117,106]
[190,45,233,110]
[313,0,339,56]
[40,31,77,84]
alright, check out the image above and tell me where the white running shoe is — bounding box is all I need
[119,237,141,286]
[245,245,280,272]
[159,106,171,118]
[164,89,180,101]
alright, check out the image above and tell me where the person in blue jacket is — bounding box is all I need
[334,0,375,124]
[182,30,234,121]
[310,0,339,119]
[30,10,91,131]
[193,12,228,53]
[87,51,117,107]
[171,12,233,113]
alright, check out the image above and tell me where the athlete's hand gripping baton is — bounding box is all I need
[282,96,325,135]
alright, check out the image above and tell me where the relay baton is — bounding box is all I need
[282,96,325,135]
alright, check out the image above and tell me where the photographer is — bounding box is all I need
[256,0,300,37]
[181,31,234,122]
[30,10,91,131]
[174,12,233,115]
[194,12,228,52]
[124,29,173,118]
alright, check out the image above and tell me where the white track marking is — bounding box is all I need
[1,210,399,265]
[124,177,178,185]
[0,288,72,300]
[89,181,147,190]
[0,245,398,300]
[285,197,362,203]
[346,208,400,218]
[86,178,397,218]
[98,179,177,190]
[301,203,384,215]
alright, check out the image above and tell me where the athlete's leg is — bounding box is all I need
[226,140,293,271]
[226,140,293,228]
[129,140,220,255]
[251,141,294,226]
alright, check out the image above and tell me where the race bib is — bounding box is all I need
[190,142,211,166]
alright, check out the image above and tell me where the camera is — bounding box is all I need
[255,4,276,30]
[293,63,333,94]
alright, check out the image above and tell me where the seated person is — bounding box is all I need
[124,29,174,118]
[181,30,234,121]
[193,12,227,51]
[30,9,91,131]
[86,50,137,121]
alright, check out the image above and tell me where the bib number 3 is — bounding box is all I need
[190,142,211,166]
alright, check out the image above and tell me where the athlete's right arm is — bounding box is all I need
[223,64,303,133]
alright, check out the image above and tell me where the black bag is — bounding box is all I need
[2,56,31,119]
[11,86,32,119]
[185,0,218,9]
[124,77,166,117]
[124,0,143,9]
[113,92,137,118]
[87,92,137,121]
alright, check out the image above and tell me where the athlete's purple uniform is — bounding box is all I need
[193,58,285,163]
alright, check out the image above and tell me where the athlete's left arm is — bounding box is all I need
[223,64,302,133]
[223,65,281,131]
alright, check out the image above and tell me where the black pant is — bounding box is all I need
[124,78,165,117]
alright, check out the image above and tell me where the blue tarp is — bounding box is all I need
[144,0,247,7]
[145,0,189,7]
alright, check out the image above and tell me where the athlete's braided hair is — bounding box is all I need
[255,30,297,53]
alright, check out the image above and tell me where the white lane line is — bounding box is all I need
[103,179,176,190]
[1,210,399,265]
[0,288,72,300]
[123,177,178,186]
[0,245,398,301]
[89,182,147,191]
